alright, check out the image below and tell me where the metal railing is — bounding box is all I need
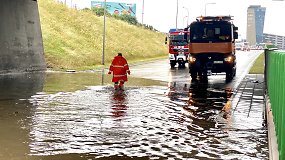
[265,47,285,160]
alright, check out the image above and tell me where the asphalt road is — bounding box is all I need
[130,50,263,89]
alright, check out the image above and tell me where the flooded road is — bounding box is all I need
[0,51,268,159]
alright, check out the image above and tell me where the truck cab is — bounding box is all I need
[184,16,238,81]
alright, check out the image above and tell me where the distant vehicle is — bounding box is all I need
[165,28,190,68]
[241,41,250,51]
[235,43,242,50]
[250,43,265,50]
[236,42,250,51]
[184,16,239,81]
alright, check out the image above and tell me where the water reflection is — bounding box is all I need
[0,72,45,100]
[111,90,128,120]
[187,81,233,132]
[164,78,268,159]
[0,72,45,160]
[166,80,232,135]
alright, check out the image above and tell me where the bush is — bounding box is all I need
[112,13,138,25]
[82,8,90,11]
[91,7,111,17]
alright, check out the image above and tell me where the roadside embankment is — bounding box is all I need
[38,0,168,71]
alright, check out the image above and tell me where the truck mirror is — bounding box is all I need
[234,32,238,39]
[184,33,188,41]
[165,37,168,44]
[234,26,238,31]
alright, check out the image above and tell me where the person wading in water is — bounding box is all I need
[108,53,130,90]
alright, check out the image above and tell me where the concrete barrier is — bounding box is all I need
[0,0,46,74]
[266,96,279,160]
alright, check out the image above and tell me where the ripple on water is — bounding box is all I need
[28,85,267,159]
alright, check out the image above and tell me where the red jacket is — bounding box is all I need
[109,56,130,82]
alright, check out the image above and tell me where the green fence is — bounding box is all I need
[265,48,285,160]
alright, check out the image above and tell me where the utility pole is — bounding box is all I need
[102,0,106,65]
[142,0,144,24]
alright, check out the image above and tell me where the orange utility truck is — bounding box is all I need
[184,16,238,81]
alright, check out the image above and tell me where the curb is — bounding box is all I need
[266,95,279,160]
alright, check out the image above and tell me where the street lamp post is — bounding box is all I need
[183,16,188,27]
[175,0,178,29]
[102,0,106,65]
[204,2,216,16]
[183,6,189,26]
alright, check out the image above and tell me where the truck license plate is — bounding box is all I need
[214,61,223,64]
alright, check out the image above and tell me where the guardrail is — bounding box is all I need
[265,47,285,160]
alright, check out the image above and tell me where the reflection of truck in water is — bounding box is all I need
[184,16,239,81]
[165,29,190,68]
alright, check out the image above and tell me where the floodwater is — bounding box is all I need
[0,54,268,160]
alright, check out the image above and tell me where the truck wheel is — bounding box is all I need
[190,70,197,80]
[233,68,236,77]
[170,61,176,68]
[178,62,185,68]
[201,71,208,80]
[226,69,234,81]
[198,71,202,78]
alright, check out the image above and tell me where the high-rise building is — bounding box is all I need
[246,5,266,46]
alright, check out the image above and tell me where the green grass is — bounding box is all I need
[249,52,264,74]
[38,0,168,70]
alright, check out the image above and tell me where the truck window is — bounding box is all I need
[169,35,188,46]
[190,23,232,43]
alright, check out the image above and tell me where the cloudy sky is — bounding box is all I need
[62,0,285,38]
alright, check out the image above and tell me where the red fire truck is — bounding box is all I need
[165,28,190,68]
